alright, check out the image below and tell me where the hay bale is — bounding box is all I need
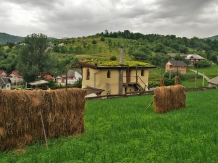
[0,88,86,151]
[153,85,186,114]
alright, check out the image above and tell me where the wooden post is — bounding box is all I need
[40,111,48,149]
[65,66,68,91]
[160,76,164,86]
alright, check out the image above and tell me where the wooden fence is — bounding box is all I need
[86,86,217,100]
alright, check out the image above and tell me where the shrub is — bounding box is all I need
[100,37,105,42]
[164,70,184,80]
[92,40,97,44]
[110,56,117,61]
[194,60,211,68]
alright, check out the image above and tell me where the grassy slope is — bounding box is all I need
[192,66,218,79]
[149,66,218,87]
[55,36,133,61]
[1,89,218,162]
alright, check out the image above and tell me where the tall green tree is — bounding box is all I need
[17,33,53,82]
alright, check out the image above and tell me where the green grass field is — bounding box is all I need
[1,89,218,162]
[192,65,218,79]
[149,67,217,88]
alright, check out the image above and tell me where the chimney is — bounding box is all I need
[120,46,124,66]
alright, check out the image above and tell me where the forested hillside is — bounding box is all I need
[1,30,218,77]
[205,35,218,40]
[0,33,24,44]
[50,30,218,66]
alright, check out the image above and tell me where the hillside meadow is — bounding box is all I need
[1,89,218,162]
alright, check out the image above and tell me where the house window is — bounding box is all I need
[86,69,90,80]
[107,71,111,78]
[141,70,144,76]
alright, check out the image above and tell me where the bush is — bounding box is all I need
[100,37,105,42]
[164,77,182,86]
[194,60,211,68]
[92,40,97,44]
[110,56,117,61]
[164,70,184,80]
[148,82,159,88]
[164,78,175,86]
[72,78,82,88]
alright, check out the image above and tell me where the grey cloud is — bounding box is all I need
[0,0,218,38]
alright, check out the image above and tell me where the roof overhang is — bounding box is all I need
[29,80,49,86]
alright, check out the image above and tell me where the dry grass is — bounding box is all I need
[153,85,186,113]
[0,88,86,151]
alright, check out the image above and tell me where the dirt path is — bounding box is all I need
[190,69,210,81]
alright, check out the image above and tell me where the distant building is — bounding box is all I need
[208,76,218,88]
[43,73,54,80]
[0,70,7,77]
[0,76,11,90]
[9,71,23,84]
[165,60,187,74]
[167,53,177,58]
[58,43,65,47]
[185,54,205,66]
[56,69,82,85]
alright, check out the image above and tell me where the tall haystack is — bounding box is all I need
[0,88,86,150]
[153,85,186,113]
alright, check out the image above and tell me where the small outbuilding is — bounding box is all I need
[29,80,49,89]
[208,76,218,88]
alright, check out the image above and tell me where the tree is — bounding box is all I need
[17,33,53,83]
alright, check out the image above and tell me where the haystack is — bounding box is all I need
[153,85,186,113]
[0,88,86,150]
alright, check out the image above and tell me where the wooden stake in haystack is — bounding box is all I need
[175,76,179,85]
[160,76,164,86]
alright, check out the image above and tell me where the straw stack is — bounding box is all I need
[153,85,186,114]
[0,88,86,150]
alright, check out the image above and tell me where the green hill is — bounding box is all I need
[0,33,24,44]
[0,33,57,44]
[204,35,218,40]
[1,30,218,77]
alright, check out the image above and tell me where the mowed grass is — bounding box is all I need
[1,89,218,162]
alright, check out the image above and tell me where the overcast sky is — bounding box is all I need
[0,0,218,39]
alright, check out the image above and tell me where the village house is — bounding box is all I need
[185,54,205,66]
[43,73,54,80]
[56,69,82,85]
[165,60,187,74]
[0,76,11,90]
[74,61,155,96]
[0,70,7,77]
[208,76,218,88]
[8,71,23,85]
